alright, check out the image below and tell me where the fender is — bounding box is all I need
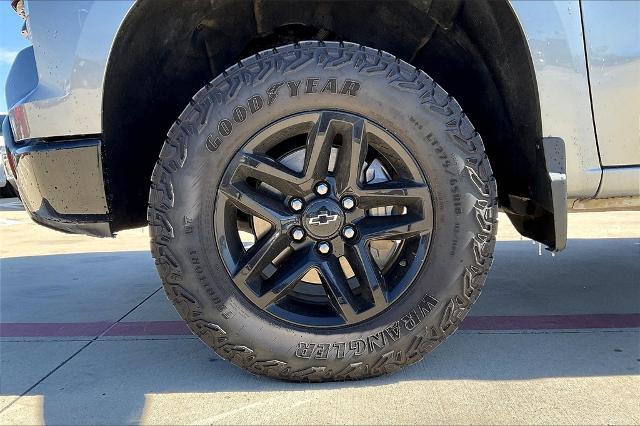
[6,0,592,250]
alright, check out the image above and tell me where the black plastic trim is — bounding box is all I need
[2,117,112,237]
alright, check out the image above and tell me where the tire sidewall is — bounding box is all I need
[150,42,497,380]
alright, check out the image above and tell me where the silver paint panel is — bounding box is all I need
[581,0,640,167]
[6,0,133,140]
[511,0,602,198]
[597,167,640,198]
[6,0,634,200]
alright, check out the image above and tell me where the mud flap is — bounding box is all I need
[542,137,567,252]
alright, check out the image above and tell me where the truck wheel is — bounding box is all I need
[148,41,497,381]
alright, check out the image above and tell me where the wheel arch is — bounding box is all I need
[102,0,558,247]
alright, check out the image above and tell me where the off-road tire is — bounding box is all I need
[148,41,498,381]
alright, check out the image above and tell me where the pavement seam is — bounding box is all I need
[0,286,162,416]
[0,341,93,415]
[2,329,636,343]
[95,286,163,338]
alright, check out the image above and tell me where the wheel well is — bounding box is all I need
[103,0,548,241]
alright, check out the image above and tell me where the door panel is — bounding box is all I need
[581,0,640,166]
[511,1,601,198]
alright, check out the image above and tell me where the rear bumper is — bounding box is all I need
[2,118,111,237]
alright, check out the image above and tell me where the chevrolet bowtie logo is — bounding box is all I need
[308,211,339,226]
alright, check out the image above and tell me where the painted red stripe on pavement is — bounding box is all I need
[0,321,113,337]
[1,314,638,337]
[106,321,190,336]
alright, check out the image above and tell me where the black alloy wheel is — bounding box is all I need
[215,111,433,327]
[149,41,497,381]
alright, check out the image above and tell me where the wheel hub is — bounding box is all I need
[302,199,344,239]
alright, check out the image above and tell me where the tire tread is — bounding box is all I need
[148,41,498,382]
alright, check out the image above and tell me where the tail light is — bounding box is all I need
[11,0,29,39]
[11,0,26,19]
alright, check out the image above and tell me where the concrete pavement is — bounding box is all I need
[0,197,639,425]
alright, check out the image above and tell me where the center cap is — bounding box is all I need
[302,199,344,239]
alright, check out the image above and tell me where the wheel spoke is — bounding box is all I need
[219,182,293,225]
[232,230,291,287]
[318,256,359,323]
[357,180,431,210]
[345,243,388,307]
[254,247,315,308]
[236,152,306,197]
[303,112,338,181]
[334,117,367,194]
[356,213,432,240]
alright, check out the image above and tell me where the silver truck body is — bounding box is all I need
[3,0,639,244]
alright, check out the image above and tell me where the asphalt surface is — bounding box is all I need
[0,197,639,425]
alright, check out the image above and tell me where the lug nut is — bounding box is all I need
[341,196,356,210]
[317,241,331,254]
[289,198,304,212]
[291,227,305,241]
[342,225,356,240]
[314,182,330,196]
